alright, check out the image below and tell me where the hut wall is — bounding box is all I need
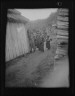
[6,22,30,61]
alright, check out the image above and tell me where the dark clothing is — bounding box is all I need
[39,42,44,52]
[36,42,44,52]
[46,40,50,50]
[35,37,44,52]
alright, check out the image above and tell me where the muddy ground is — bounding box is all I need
[5,43,69,87]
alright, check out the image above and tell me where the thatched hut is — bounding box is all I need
[6,9,30,61]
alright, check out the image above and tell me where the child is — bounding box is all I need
[39,38,44,52]
[46,36,50,50]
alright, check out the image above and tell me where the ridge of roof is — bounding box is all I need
[7,9,30,24]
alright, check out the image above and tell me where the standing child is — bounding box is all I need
[46,36,50,50]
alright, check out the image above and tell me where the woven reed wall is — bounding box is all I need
[6,22,30,61]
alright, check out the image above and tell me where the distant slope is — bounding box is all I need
[45,12,58,26]
[26,11,58,30]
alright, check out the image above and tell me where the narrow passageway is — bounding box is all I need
[6,43,55,73]
[6,42,69,87]
[6,43,57,86]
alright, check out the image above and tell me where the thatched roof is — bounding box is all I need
[7,9,30,24]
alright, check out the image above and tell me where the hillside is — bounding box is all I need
[26,11,58,32]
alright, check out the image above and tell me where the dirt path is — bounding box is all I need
[6,44,69,87]
[6,44,58,87]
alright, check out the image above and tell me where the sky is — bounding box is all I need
[16,9,57,21]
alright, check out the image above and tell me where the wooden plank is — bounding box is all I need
[57,21,69,26]
[57,16,68,21]
[57,35,68,39]
[57,25,68,29]
[57,29,68,35]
